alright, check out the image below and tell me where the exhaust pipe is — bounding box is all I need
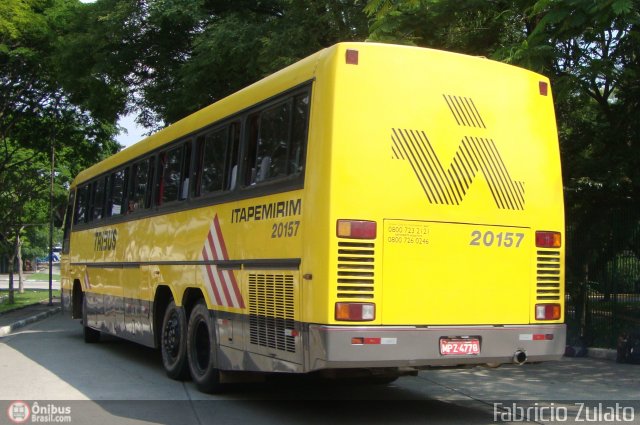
[513,350,527,365]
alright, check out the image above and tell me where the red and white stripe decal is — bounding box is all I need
[200,214,245,309]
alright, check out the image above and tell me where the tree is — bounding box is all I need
[1,0,120,303]
[58,0,369,128]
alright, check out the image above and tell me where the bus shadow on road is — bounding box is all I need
[4,315,498,424]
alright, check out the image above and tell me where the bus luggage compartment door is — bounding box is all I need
[381,220,532,325]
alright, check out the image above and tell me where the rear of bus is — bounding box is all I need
[305,43,565,370]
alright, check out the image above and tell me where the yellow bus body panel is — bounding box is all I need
[325,43,563,325]
[63,43,563,340]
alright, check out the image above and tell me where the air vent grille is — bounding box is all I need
[337,241,375,299]
[248,273,295,353]
[536,250,561,301]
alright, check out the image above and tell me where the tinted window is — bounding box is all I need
[130,157,153,212]
[244,90,310,186]
[157,146,183,205]
[200,128,227,194]
[255,102,291,183]
[193,123,240,197]
[289,92,310,174]
[91,178,107,221]
[108,168,127,216]
[74,185,89,224]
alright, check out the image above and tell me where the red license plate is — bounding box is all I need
[439,338,481,356]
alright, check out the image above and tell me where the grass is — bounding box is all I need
[27,272,60,281]
[0,290,61,314]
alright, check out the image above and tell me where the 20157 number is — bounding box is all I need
[272,221,300,238]
[469,230,524,248]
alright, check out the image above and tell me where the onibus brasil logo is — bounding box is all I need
[7,401,72,424]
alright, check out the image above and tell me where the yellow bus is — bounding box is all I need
[61,42,565,393]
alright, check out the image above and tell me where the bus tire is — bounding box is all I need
[82,294,100,343]
[161,301,189,380]
[187,301,225,393]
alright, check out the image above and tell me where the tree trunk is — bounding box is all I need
[7,255,14,304]
[17,231,24,294]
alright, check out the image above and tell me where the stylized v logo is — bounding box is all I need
[391,95,524,210]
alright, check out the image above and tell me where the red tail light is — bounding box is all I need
[336,220,377,239]
[536,231,561,248]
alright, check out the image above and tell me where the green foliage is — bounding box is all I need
[59,0,369,127]
[0,0,119,260]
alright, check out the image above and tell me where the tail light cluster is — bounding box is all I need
[535,231,561,248]
[536,303,561,320]
[335,302,375,321]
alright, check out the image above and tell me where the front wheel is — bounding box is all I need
[161,300,189,380]
[187,301,225,393]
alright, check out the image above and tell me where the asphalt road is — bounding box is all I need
[0,313,639,425]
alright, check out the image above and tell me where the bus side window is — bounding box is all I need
[244,114,260,186]
[129,158,151,213]
[74,185,89,225]
[242,92,308,187]
[289,92,310,175]
[226,122,240,190]
[199,127,227,195]
[180,141,191,200]
[108,168,127,216]
[156,146,183,205]
[255,101,291,183]
[91,177,107,221]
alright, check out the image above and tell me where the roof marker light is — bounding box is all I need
[539,81,548,96]
[346,49,359,65]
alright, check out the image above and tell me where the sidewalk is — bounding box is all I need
[0,298,62,337]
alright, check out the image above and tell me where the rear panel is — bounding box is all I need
[328,43,564,326]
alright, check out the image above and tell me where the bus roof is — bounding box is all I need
[72,42,545,187]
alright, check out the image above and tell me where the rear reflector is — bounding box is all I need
[335,302,375,321]
[351,337,381,345]
[535,303,561,320]
[336,220,377,239]
[535,231,561,248]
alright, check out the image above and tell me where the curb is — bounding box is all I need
[587,347,618,362]
[0,307,62,338]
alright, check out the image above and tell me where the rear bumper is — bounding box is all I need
[307,324,566,371]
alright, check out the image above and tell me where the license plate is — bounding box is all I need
[439,338,481,356]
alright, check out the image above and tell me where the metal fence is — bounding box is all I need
[565,206,640,348]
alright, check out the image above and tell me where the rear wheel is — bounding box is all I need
[82,293,100,343]
[187,301,225,393]
[161,301,189,380]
